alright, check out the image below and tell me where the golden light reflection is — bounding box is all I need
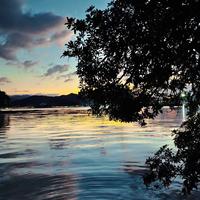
[5,108,181,151]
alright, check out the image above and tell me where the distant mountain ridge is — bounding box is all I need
[10,95,32,102]
[11,93,87,107]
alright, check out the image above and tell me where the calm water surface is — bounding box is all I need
[0,107,198,200]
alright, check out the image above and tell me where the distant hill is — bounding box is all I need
[11,93,87,107]
[10,95,32,102]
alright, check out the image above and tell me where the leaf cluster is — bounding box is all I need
[64,0,200,124]
[64,0,200,194]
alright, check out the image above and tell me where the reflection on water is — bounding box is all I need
[0,114,10,129]
[0,108,199,199]
[0,114,10,144]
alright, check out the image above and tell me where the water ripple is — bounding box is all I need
[0,108,199,199]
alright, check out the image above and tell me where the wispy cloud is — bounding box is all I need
[6,60,39,68]
[44,64,70,76]
[22,60,38,68]
[57,71,77,82]
[0,77,11,84]
[34,30,73,47]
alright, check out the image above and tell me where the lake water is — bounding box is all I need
[0,107,199,200]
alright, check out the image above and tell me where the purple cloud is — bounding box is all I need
[0,0,72,61]
[44,64,70,76]
[0,0,63,34]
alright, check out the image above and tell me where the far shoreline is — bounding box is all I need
[0,106,90,114]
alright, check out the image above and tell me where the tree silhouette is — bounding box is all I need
[63,0,200,194]
[0,91,9,108]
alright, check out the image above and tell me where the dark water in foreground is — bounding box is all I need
[0,107,199,200]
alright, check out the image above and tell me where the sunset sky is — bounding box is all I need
[0,0,110,95]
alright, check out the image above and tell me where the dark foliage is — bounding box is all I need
[0,91,10,108]
[63,0,200,194]
[145,115,200,194]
